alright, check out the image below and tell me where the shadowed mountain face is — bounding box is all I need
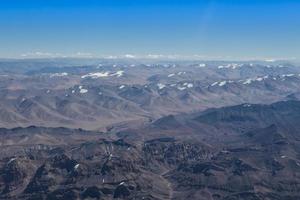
[1,60,300,199]
[0,100,300,199]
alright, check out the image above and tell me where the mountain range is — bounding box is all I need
[0,59,300,199]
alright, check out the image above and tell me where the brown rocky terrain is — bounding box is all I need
[1,59,300,199]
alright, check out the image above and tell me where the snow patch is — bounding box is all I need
[81,71,124,79]
[282,74,295,78]
[281,155,287,159]
[8,158,16,164]
[183,83,194,88]
[74,164,80,169]
[119,182,125,186]
[177,86,186,91]
[218,63,242,70]
[218,81,227,87]
[81,72,110,79]
[50,72,68,78]
[157,83,166,90]
[79,86,88,94]
[177,71,186,75]
[243,79,253,85]
[211,82,219,87]
[111,70,124,77]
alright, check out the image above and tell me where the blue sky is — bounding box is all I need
[0,0,299,59]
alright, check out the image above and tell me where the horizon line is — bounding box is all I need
[0,53,297,62]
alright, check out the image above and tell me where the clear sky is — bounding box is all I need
[0,0,299,60]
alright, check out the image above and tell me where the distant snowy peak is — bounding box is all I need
[81,71,124,79]
[111,71,124,77]
[50,72,68,78]
[210,80,234,87]
[209,74,300,88]
[81,72,110,78]
[218,63,243,70]
[196,63,206,68]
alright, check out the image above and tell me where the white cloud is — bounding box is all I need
[124,54,136,58]
[73,52,94,58]
[20,51,94,58]
[21,52,61,58]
